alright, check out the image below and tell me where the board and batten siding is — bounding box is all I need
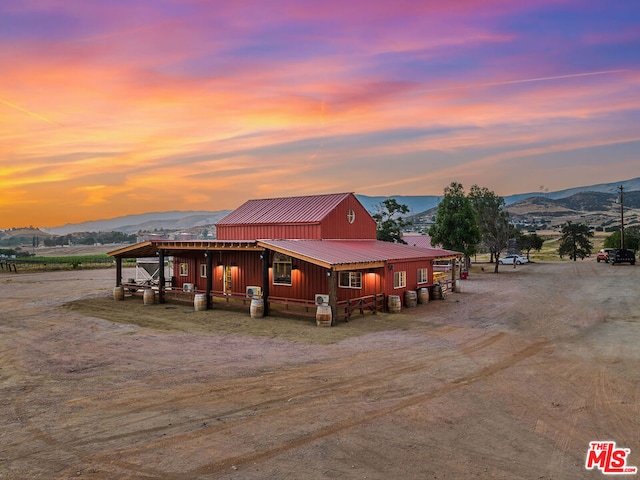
[321,195,377,239]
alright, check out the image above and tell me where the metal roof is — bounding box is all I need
[257,239,461,270]
[402,234,434,248]
[216,192,352,225]
[108,238,460,270]
[107,240,259,258]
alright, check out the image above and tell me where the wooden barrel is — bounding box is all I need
[113,286,124,301]
[194,293,207,311]
[418,287,429,304]
[143,289,155,305]
[388,295,401,313]
[316,304,332,326]
[250,298,264,318]
[431,285,442,300]
[404,290,417,308]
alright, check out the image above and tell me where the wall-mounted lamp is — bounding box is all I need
[327,271,332,277]
[388,264,394,271]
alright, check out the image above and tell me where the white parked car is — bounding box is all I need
[499,254,528,265]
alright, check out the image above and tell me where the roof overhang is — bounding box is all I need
[257,241,385,271]
[107,240,261,258]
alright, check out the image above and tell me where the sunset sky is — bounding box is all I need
[1,0,639,228]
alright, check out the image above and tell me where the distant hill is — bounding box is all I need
[43,211,232,235]
[34,177,640,235]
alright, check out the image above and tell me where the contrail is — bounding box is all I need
[480,69,627,87]
[0,97,62,126]
[419,69,627,93]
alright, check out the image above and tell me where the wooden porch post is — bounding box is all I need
[328,269,338,326]
[451,257,457,284]
[115,257,122,286]
[158,249,165,304]
[206,251,213,309]
[262,250,270,316]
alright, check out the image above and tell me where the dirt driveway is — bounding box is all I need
[1,261,638,479]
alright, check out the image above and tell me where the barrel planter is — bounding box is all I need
[143,289,155,305]
[113,286,124,301]
[431,285,443,300]
[404,290,418,308]
[194,293,207,311]
[388,295,401,313]
[417,287,429,304]
[316,304,332,326]
[250,298,264,318]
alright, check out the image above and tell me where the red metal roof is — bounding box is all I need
[257,239,460,268]
[217,193,353,225]
[402,234,434,248]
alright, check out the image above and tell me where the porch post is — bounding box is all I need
[261,249,270,316]
[158,249,165,304]
[206,251,213,309]
[115,257,122,286]
[328,269,338,326]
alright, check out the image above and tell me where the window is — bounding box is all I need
[417,268,428,284]
[200,263,207,278]
[179,263,188,276]
[346,209,356,224]
[393,271,406,289]
[272,252,292,286]
[339,271,362,289]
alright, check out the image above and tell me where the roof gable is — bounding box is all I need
[217,193,353,226]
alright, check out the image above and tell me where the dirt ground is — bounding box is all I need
[1,260,638,480]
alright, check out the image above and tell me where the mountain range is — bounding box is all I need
[40,177,640,235]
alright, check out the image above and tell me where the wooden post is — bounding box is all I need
[115,257,122,286]
[328,269,338,326]
[261,250,270,316]
[158,249,165,304]
[206,251,213,309]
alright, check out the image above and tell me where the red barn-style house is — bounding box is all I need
[108,193,460,324]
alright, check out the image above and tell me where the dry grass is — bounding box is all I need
[64,296,420,345]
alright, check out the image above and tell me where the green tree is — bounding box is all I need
[558,221,593,261]
[520,233,544,260]
[468,185,510,273]
[373,198,411,243]
[428,182,480,265]
[603,227,640,250]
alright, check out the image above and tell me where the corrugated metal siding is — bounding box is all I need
[173,254,200,290]
[174,251,262,294]
[322,194,377,239]
[267,262,385,301]
[217,224,322,241]
[384,259,433,305]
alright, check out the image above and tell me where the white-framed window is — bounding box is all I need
[273,252,292,286]
[393,271,406,289]
[179,263,188,276]
[346,209,356,224]
[417,268,428,284]
[339,271,362,289]
[200,263,207,278]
